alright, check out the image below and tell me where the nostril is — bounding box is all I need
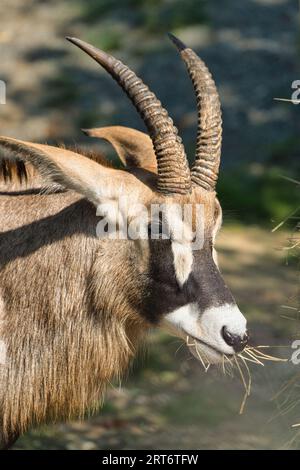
[222,326,236,346]
[222,326,249,353]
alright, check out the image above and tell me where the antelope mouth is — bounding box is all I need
[185,332,234,365]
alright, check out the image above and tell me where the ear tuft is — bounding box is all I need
[0,157,28,184]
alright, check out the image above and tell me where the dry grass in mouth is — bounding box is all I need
[186,336,288,414]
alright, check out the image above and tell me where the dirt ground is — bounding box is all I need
[12,225,300,450]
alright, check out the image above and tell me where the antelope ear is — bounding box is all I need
[0,137,137,206]
[82,126,157,173]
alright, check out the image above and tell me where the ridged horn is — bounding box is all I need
[66,37,191,195]
[168,33,222,191]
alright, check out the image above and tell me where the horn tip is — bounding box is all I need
[66,36,112,67]
[65,36,86,49]
[65,36,77,44]
[167,32,187,51]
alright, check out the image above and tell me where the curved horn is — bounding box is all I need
[66,37,191,195]
[168,33,222,191]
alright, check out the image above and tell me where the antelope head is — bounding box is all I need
[0,34,248,366]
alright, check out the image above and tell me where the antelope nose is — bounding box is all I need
[222,326,249,353]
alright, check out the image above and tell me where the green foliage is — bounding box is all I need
[142,0,208,33]
[76,0,146,21]
[85,28,123,51]
[218,165,299,225]
[76,0,208,32]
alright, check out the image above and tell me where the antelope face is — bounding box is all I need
[140,190,248,365]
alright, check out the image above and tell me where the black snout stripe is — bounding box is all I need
[142,241,235,324]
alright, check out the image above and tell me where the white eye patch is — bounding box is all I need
[161,202,194,286]
[172,241,193,286]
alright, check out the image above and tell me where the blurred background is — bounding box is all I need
[1,0,299,449]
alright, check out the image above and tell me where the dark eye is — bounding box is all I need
[148,220,170,240]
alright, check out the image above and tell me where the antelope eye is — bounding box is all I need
[148,221,170,240]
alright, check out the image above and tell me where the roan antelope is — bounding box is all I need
[0,34,248,449]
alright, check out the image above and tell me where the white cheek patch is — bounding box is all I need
[162,302,247,356]
[172,241,193,286]
[163,303,200,339]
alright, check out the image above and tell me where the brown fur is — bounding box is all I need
[0,190,149,447]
